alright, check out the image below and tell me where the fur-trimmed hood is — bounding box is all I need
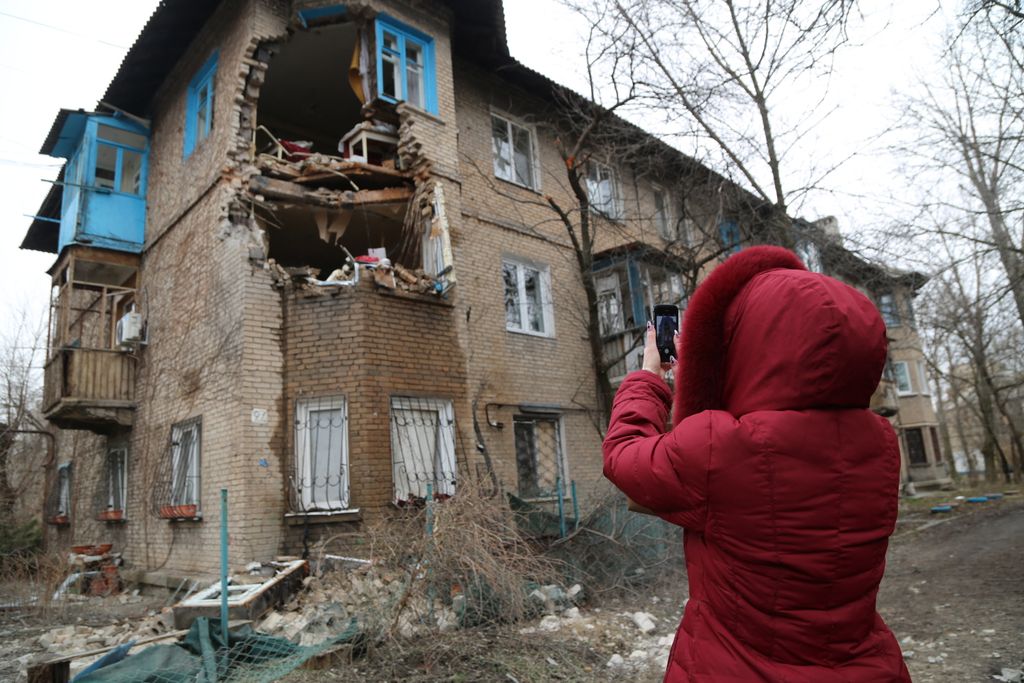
[674,246,888,419]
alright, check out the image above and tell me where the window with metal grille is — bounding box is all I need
[904,428,927,465]
[390,397,457,504]
[293,396,349,512]
[170,418,201,508]
[106,447,127,513]
[513,415,566,499]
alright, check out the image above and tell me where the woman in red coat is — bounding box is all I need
[603,247,911,682]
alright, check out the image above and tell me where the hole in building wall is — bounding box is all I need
[260,204,406,273]
[258,23,364,155]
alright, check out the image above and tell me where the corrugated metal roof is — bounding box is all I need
[21,166,63,254]
[101,0,225,117]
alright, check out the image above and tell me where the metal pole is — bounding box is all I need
[571,480,580,531]
[425,483,434,537]
[219,488,229,645]
[556,475,567,538]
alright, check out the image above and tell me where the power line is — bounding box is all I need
[0,10,129,49]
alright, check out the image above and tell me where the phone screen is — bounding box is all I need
[653,305,679,363]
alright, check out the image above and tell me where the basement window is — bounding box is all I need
[514,415,567,499]
[375,15,436,114]
[390,397,456,504]
[184,51,218,158]
[903,427,927,465]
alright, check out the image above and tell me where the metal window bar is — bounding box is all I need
[92,445,128,520]
[45,463,73,524]
[513,415,566,499]
[289,396,350,512]
[390,396,459,505]
[152,418,202,518]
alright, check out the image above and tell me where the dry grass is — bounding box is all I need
[0,551,78,619]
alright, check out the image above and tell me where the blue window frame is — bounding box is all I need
[719,220,741,254]
[184,51,218,158]
[375,15,437,114]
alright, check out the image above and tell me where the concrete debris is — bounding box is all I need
[632,611,658,634]
[607,653,625,668]
[994,668,1023,682]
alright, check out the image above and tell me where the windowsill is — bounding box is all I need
[284,509,362,525]
[166,516,203,523]
[897,391,916,397]
[494,174,542,196]
[506,327,555,340]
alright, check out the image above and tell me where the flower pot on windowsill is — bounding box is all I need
[97,509,125,522]
[159,504,198,519]
[47,514,69,526]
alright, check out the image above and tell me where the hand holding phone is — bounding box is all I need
[653,304,680,363]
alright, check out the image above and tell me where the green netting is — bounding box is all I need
[73,616,361,683]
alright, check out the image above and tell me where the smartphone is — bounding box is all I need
[652,304,679,363]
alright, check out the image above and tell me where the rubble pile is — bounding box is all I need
[34,605,173,656]
[254,562,461,645]
[519,594,686,675]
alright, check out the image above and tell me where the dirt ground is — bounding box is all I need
[879,496,1024,682]
[3,494,1022,682]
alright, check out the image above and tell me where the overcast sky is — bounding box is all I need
[0,0,952,334]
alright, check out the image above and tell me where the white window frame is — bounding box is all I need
[586,160,623,219]
[106,447,128,513]
[796,240,822,273]
[170,419,201,509]
[879,293,900,327]
[390,397,457,503]
[892,361,914,395]
[513,414,569,500]
[596,272,625,337]
[917,361,931,396]
[295,396,350,512]
[491,112,539,191]
[652,185,673,240]
[503,258,555,337]
[422,185,454,278]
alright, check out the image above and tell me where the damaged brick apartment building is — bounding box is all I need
[20,0,948,579]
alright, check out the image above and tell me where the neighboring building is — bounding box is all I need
[19,0,938,579]
[815,219,952,490]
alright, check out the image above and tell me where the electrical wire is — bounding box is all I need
[0,9,129,49]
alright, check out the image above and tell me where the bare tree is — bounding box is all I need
[919,230,1023,483]
[564,0,861,247]
[900,15,1024,326]
[0,304,48,555]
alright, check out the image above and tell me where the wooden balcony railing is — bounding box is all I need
[43,348,136,431]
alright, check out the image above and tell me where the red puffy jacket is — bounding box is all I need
[603,247,910,682]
